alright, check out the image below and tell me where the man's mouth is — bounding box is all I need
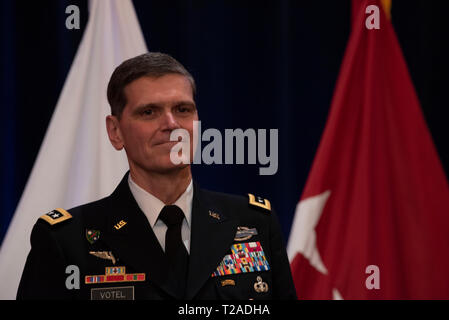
[154,140,181,146]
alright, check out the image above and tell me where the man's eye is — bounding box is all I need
[142,109,153,115]
[177,105,192,113]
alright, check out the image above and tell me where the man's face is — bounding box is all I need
[107,74,198,174]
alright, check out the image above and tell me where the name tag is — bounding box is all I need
[90,286,134,300]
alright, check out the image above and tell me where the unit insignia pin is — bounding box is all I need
[254,276,268,293]
[86,229,100,244]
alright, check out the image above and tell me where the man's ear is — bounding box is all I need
[106,115,124,150]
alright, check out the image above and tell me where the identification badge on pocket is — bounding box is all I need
[90,286,134,300]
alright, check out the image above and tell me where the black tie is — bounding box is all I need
[158,205,189,298]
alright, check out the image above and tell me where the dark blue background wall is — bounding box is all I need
[2,0,449,245]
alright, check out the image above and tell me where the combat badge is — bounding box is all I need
[86,229,100,244]
[234,226,258,241]
[39,208,72,225]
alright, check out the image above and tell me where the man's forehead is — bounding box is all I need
[124,74,194,107]
[126,74,192,92]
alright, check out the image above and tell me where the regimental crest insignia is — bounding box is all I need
[86,229,100,244]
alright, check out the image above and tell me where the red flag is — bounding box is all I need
[287,0,449,299]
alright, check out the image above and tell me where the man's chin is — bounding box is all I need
[149,162,190,175]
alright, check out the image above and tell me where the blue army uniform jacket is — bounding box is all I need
[17,173,297,300]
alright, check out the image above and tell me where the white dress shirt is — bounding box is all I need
[128,175,193,254]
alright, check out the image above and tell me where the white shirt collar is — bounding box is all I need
[128,175,193,228]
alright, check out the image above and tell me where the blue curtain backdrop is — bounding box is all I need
[1,0,449,245]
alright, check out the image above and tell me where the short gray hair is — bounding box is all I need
[107,52,196,117]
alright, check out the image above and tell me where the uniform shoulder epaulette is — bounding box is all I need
[247,193,271,213]
[39,208,72,225]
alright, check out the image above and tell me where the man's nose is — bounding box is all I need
[161,111,180,130]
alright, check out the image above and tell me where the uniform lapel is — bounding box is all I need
[185,184,239,299]
[100,174,179,299]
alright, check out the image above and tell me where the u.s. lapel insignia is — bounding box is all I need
[234,226,258,241]
[209,210,221,221]
[254,276,268,293]
[114,220,127,230]
[85,266,145,284]
[86,229,100,244]
[89,251,117,265]
[248,194,271,212]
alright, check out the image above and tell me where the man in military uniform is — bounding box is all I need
[17,52,297,300]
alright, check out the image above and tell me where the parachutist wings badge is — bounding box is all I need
[89,251,117,265]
